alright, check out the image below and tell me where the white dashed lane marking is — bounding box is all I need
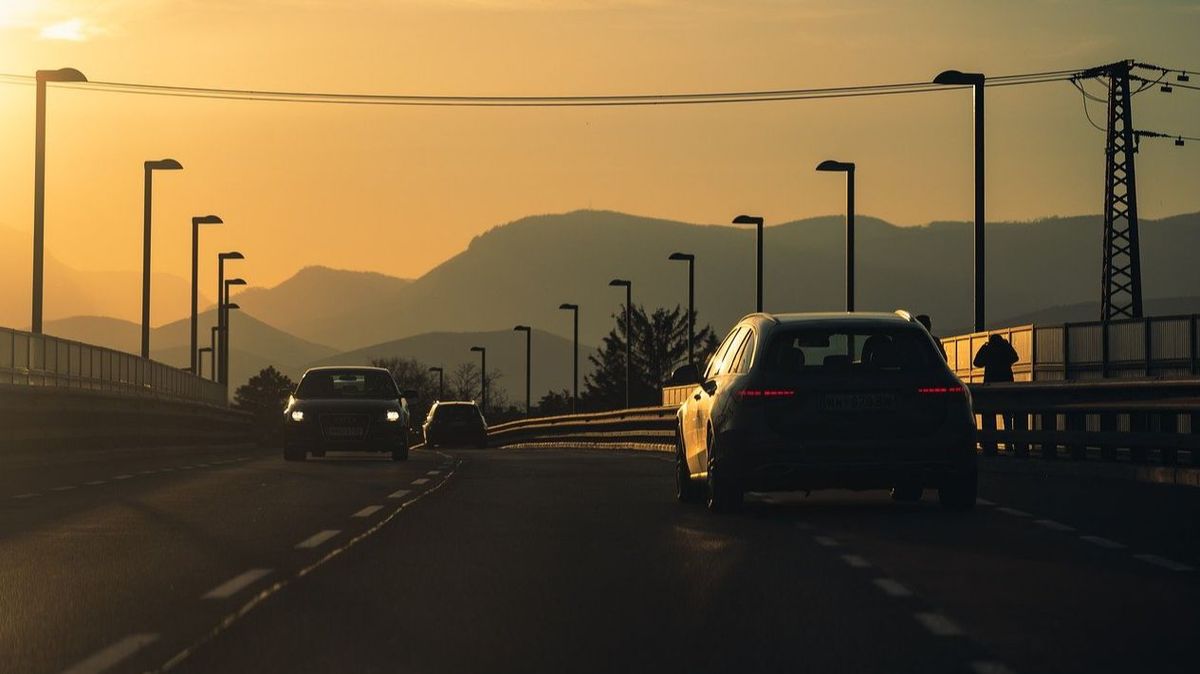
[913,612,964,636]
[872,578,914,597]
[113,474,133,480]
[203,569,272,600]
[295,530,341,549]
[353,505,384,518]
[840,554,870,568]
[388,489,412,499]
[60,633,159,674]
[427,470,441,476]
[813,536,840,547]
[994,507,1031,517]
[1080,535,1126,549]
[85,480,107,486]
[1034,519,1075,532]
[13,493,39,499]
[1133,554,1194,572]
[51,485,76,492]
[411,478,430,485]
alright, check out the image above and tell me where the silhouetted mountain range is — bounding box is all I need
[269,210,1200,347]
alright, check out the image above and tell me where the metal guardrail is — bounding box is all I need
[497,380,1200,467]
[0,326,226,406]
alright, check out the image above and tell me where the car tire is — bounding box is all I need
[705,432,743,513]
[891,482,923,502]
[675,430,703,504]
[938,464,978,511]
[283,445,306,462]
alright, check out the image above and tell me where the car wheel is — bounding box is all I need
[891,482,923,502]
[392,445,410,461]
[283,445,306,462]
[705,432,742,513]
[938,464,978,511]
[675,429,703,504]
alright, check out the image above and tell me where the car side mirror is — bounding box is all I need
[667,363,702,386]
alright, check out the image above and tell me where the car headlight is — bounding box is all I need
[386,410,401,422]
[290,410,304,422]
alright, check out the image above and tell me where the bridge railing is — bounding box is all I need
[0,326,225,406]
[494,380,1200,467]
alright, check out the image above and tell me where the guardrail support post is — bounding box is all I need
[1128,411,1148,463]
[1159,412,1178,466]
[1040,411,1057,460]
[980,410,998,456]
[1191,411,1200,467]
[1099,412,1118,461]
[1011,411,1029,458]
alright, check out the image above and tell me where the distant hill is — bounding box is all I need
[296,210,1200,348]
[226,266,412,349]
[308,328,596,404]
[0,225,213,328]
[992,295,1200,328]
[44,309,337,391]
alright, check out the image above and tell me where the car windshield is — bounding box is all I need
[295,370,399,400]
[765,326,941,374]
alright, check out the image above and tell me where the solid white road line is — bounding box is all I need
[1034,519,1076,532]
[995,507,1031,517]
[1080,535,1126,549]
[971,660,1017,674]
[84,480,107,486]
[913,612,964,636]
[872,578,913,597]
[813,536,840,547]
[60,633,159,674]
[113,474,133,480]
[1133,554,1195,572]
[295,530,341,549]
[51,485,77,492]
[388,489,412,499]
[411,478,430,485]
[203,569,272,600]
[13,493,39,499]
[840,554,871,568]
[353,505,384,518]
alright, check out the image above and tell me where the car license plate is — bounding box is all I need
[819,393,895,412]
[326,426,364,437]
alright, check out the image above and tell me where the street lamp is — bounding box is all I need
[222,277,246,385]
[209,325,219,381]
[470,346,487,415]
[816,160,856,312]
[30,67,87,335]
[198,347,213,382]
[609,279,632,409]
[668,252,695,367]
[428,366,444,401]
[732,215,764,312]
[141,158,184,358]
[933,68,986,332]
[190,215,222,373]
[559,303,579,413]
[514,325,532,417]
[216,252,244,384]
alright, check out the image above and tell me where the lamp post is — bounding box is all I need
[609,279,632,409]
[190,215,222,373]
[514,325,532,417]
[428,366,444,401]
[732,215,764,312]
[816,160,856,312]
[31,67,87,334]
[216,252,243,383]
[559,303,579,413]
[141,158,184,358]
[668,252,695,367]
[933,68,986,332]
[198,347,212,382]
[209,325,219,381]
[470,346,487,415]
[222,277,246,385]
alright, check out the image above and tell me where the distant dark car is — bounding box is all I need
[673,311,977,512]
[423,401,488,449]
[283,366,414,461]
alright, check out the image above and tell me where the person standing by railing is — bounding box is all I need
[974,333,1019,454]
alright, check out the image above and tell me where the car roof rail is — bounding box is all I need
[893,309,916,322]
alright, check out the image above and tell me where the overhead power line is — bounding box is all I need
[0,69,1080,107]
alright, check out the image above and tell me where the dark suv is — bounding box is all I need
[423,401,488,448]
[283,366,413,461]
[673,311,977,512]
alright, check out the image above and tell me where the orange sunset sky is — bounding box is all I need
[0,0,1198,324]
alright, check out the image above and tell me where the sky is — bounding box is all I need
[0,0,1198,318]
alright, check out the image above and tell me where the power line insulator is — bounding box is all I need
[1176,137,1186,147]
[1178,73,1190,82]
[1161,84,1173,93]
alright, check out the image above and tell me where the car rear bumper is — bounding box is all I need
[731,455,974,491]
[284,425,407,452]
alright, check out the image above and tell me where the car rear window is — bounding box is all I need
[295,370,399,399]
[765,326,941,374]
[434,405,480,421]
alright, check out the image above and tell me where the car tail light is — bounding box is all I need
[917,385,965,395]
[736,388,796,400]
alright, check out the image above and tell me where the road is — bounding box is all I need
[2,443,1198,674]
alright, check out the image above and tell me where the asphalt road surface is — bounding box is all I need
[3,443,1198,674]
